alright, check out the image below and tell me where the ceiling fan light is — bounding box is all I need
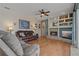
[41,14,44,16]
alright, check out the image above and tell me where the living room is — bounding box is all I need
[0,3,79,56]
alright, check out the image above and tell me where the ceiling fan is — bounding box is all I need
[37,9,50,17]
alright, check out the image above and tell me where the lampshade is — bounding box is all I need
[8,26,13,32]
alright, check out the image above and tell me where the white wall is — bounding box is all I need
[76,9,79,48]
[0,15,41,36]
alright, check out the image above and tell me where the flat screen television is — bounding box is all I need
[62,31,72,39]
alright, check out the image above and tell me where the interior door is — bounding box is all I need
[41,19,48,36]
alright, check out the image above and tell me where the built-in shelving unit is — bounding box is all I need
[48,13,73,43]
[59,13,73,28]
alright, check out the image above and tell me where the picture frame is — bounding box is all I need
[19,19,30,29]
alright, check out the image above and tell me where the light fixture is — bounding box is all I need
[36,9,50,17]
[6,21,16,33]
[41,14,44,16]
[8,26,13,33]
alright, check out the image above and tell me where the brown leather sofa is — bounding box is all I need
[16,30,38,42]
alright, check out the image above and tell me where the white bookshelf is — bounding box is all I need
[48,13,73,43]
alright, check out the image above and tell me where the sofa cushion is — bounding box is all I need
[20,40,31,49]
[0,39,16,56]
[0,30,7,38]
[23,44,40,56]
[1,31,24,56]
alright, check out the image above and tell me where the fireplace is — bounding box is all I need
[61,31,72,39]
[50,31,58,36]
[59,28,72,40]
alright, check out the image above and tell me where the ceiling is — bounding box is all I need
[0,3,74,20]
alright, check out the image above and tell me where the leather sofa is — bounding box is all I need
[16,30,38,42]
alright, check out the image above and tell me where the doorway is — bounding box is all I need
[41,19,48,36]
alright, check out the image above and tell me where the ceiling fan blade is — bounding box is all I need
[42,9,44,12]
[46,11,50,13]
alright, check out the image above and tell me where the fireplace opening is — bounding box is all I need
[50,31,58,36]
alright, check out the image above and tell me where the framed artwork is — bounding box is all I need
[19,19,30,29]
